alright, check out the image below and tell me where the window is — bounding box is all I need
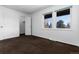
[56,9,71,28]
[44,13,52,28]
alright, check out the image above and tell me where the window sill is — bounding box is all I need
[53,28,72,31]
[43,28,72,31]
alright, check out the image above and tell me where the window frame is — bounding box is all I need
[43,12,53,29]
[55,7,72,30]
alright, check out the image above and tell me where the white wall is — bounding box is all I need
[32,5,79,46]
[0,6,30,40]
[25,16,31,35]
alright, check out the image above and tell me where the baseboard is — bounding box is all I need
[32,35,79,48]
[0,36,19,41]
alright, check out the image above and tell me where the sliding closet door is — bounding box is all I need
[0,7,4,40]
[4,8,19,39]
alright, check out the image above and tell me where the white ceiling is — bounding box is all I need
[3,5,52,14]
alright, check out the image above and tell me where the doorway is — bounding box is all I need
[20,16,25,36]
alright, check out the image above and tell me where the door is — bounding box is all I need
[0,6,19,40]
[4,8,19,39]
[25,16,31,35]
[20,16,25,35]
[0,7,4,40]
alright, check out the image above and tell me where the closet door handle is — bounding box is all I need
[0,26,3,28]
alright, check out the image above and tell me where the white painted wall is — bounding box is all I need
[0,6,31,40]
[32,5,79,46]
[25,16,31,35]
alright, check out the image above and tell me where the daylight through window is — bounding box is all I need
[44,13,52,28]
[56,9,71,28]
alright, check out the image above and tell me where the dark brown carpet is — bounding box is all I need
[0,35,79,54]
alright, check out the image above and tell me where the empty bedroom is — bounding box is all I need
[0,5,79,54]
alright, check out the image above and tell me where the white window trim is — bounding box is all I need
[53,7,72,31]
[43,12,53,29]
[43,6,72,31]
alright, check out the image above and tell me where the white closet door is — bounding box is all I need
[4,8,19,39]
[0,7,4,40]
[25,16,31,35]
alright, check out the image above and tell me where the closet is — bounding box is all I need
[0,6,19,40]
[0,7,4,40]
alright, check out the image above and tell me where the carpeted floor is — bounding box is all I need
[0,35,79,54]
